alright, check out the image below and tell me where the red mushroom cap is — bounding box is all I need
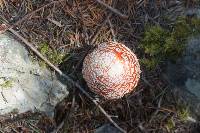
[82,41,141,99]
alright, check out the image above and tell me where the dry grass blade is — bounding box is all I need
[0,0,5,9]
[90,13,112,45]
[47,17,63,27]
[94,0,128,19]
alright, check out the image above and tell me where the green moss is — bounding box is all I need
[140,25,171,69]
[165,105,190,132]
[166,117,175,131]
[190,17,200,34]
[38,42,65,66]
[38,60,47,68]
[10,108,19,114]
[140,16,200,69]
[177,106,189,122]
[0,80,13,88]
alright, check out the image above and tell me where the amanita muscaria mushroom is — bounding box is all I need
[82,41,141,99]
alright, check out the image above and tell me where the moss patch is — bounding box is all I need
[140,17,200,69]
[0,80,13,89]
[177,105,190,122]
[38,42,65,67]
[165,117,175,132]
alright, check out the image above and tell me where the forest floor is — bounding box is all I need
[0,0,199,133]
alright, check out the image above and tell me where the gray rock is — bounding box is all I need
[185,8,200,18]
[166,35,200,118]
[165,7,200,119]
[185,79,200,98]
[95,124,122,133]
[0,33,68,117]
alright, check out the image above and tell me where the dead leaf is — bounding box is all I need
[0,24,7,34]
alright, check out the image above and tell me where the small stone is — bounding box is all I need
[95,124,122,133]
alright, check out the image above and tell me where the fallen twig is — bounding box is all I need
[108,18,116,41]
[51,121,64,133]
[141,76,154,88]
[94,0,128,19]
[8,28,127,133]
[47,17,63,27]
[138,123,148,133]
